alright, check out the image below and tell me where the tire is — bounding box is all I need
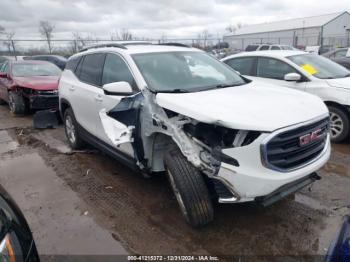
[64,108,85,150]
[8,92,26,115]
[0,98,6,105]
[328,105,350,143]
[164,147,214,227]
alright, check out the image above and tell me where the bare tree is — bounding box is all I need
[110,28,133,41]
[0,25,5,34]
[39,20,55,53]
[225,22,243,34]
[3,30,15,54]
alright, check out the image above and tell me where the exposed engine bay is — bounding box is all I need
[99,88,261,177]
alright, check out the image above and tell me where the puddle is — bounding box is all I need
[332,144,350,155]
[0,130,18,154]
[323,162,350,178]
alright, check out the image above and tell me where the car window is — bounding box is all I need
[335,50,347,59]
[271,46,280,50]
[79,53,106,86]
[102,54,137,90]
[257,57,296,80]
[259,45,270,51]
[224,57,255,75]
[66,56,81,72]
[245,45,259,51]
[1,62,9,74]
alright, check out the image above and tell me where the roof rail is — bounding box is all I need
[122,41,153,46]
[158,43,190,48]
[80,43,127,52]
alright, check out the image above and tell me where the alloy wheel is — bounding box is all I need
[330,111,344,139]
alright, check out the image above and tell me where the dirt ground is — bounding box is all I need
[0,105,350,260]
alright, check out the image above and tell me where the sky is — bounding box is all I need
[0,0,349,40]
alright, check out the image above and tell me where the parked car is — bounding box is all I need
[0,60,61,115]
[0,184,39,261]
[59,43,330,227]
[326,216,350,262]
[23,55,67,70]
[245,44,295,51]
[222,50,350,142]
[323,47,350,70]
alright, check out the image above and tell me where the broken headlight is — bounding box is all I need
[184,122,261,148]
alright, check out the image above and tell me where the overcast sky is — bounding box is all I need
[0,0,349,40]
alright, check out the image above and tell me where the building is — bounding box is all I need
[224,11,350,50]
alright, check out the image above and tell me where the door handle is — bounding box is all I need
[94,95,103,102]
[69,85,75,91]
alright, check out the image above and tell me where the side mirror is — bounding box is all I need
[284,72,301,82]
[102,81,133,96]
[0,72,8,78]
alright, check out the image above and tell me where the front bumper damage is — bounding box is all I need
[99,88,331,205]
[29,94,59,110]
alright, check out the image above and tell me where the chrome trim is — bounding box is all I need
[213,171,241,203]
[260,113,330,173]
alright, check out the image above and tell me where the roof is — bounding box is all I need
[222,50,307,61]
[229,12,347,36]
[74,43,201,57]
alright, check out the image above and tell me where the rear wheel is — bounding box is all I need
[0,98,6,105]
[8,92,26,115]
[164,147,214,227]
[64,108,85,149]
[329,106,350,143]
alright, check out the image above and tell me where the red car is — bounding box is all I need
[0,60,61,115]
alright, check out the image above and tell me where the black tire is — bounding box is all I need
[164,147,214,227]
[329,105,350,143]
[8,92,26,115]
[0,98,6,105]
[64,108,85,150]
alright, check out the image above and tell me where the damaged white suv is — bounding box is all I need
[59,43,331,227]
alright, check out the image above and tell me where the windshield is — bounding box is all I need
[132,51,246,93]
[288,54,350,79]
[12,63,61,77]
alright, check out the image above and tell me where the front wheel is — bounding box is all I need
[164,147,214,227]
[64,108,85,150]
[329,106,350,143]
[8,92,26,115]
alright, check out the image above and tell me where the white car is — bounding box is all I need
[59,43,330,227]
[222,50,350,142]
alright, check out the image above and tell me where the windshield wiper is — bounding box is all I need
[160,89,190,93]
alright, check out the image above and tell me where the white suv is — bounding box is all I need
[222,50,350,142]
[59,43,330,227]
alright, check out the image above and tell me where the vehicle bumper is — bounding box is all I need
[213,132,331,204]
[29,95,59,110]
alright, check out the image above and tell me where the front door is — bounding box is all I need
[95,53,139,157]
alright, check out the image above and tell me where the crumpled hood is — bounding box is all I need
[14,76,59,91]
[156,83,329,132]
[326,77,350,89]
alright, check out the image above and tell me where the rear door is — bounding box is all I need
[94,53,138,157]
[70,53,106,135]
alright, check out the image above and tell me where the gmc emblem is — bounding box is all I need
[299,129,323,146]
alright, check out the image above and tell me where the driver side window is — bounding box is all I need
[102,54,137,91]
[257,57,296,80]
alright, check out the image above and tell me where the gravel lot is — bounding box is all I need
[0,105,349,260]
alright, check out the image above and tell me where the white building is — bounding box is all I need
[224,12,350,50]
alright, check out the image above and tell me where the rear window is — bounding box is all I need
[66,56,81,71]
[259,45,270,51]
[245,45,259,52]
[224,57,255,75]
[79,53,106,86]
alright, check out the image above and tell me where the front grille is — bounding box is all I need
[30,96,59,109]
[263,117,329,171]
